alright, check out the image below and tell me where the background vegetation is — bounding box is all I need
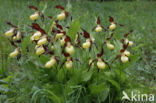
[0,0,156,103]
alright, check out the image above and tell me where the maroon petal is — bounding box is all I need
[29,5,38,11]
[65,36,71,42]
[55,5,64,10]
[88,59,97,72]
[97,17,100,25]
[112,54,121,63]
[92,26,97,31]
[43,45,54,55]
[124,30,133,37]
[15,40,22,43]
[119,24,124,27]
[102,59,111,70]
[9,40,17,47]
[64,11,69,18]
[97,47,104,57]
[48,16,53,19]
[106,33,114,41]
[39,12,44,22]
[6,21,18,28]
[109,16,114,22]
[56,24,63,30]
[31,23,46,34]
[55,56,60,63]
[81,28,90,39]
[120,42,129,53]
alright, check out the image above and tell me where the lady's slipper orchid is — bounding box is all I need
[29,6,44,21]
[128,41,133,46]
[37,36,47,45]
[82,39,91,49]
[95,25,102,32]
[124,50,130,57]
[106,42,114,50]
[51,45,55,50]
[108,16,124,31]
[54,33,64,42]
[36,46,45,55]
[88,47,110,71]
[57,12,66,21]
[109,23,116,31]
[97,58,106,69]
[121,55,129,63]
[125,39,134,46]
[9,48,20,58]
[65,60,73,69]
[81,29,97,50]
[30,12,39,21]
[60,36,66,46]
[55,5,69,21]
[94,17,103,32]
[33,31,41,40]
[121,30,134,47]
[89,59,94,68]
[112,43,130,63]
[65,42,74,55]
[45,56,56,68]
[4,28,15,37]
[13,31,21,40]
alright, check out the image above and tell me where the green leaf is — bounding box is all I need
[21,35,31,54]
[107,79,120,91]
[57,69,65,82]
[44,89,62,103]
[81,71,93,82]
[67,19,80,41]
[89,83,109,95]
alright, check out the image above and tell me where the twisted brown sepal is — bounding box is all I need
[97,47,104,57]
[120,42,129,53]
[55,5,65,10]
[75,32,81,46]
[111,54,121,63]
[29,6,44,22]
[112,42,129,63]
[74,58,80,63]
[39,12,44,22]
[81,28,90,39]
[119,24,124,27]
[56,24,63,30]
[64,11,69,18]
[71,15,73,21]
[62,46,70,57]
[88,59,97,72]
[92,42,98,49]
[124,30,133,38]
[97,17,101,25]
[47,36,52,43]
[109,16,124,27]
[31,23,46,34]
[48,16,53,19]
[55,56,60,64]
[17,54,21,61]
[102,59,111,70]
[106,33,114,41]
[9,40,17,47]
[109,16,114,23]
[15,40,22,43]
[29,5,38,11]
[60,50,70,68]
[6,21,18,28]
[65,36,71,43]
[43,45,54,55]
